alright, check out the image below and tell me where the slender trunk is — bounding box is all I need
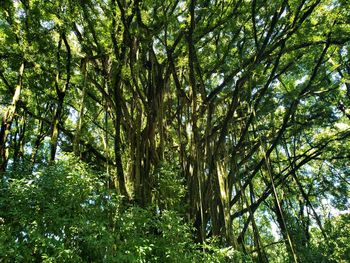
[217,162,235,247]
[0,62,25,173]
[12,115,26,170]
[50,98,63,162]
[31,119,45,172]
[50,32,70,162]
[73,61,87,156]
[266,161,298,263]
[249,182,269,262]
[114,85,129,198]
[111,60,128,198]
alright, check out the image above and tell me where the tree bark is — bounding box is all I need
[0,62,25,173]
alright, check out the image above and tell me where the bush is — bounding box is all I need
[0,156,223,262]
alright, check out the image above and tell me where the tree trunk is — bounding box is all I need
[0,62,25,173]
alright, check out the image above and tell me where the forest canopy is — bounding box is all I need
[0,0,350,262]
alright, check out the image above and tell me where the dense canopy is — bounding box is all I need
[0,0,350,262]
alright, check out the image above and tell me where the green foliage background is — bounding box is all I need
[1,0,350,262]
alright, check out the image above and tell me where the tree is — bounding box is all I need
[0,0,349,261]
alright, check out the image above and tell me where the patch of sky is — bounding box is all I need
[152,37,166,57]
[280,9,287,18]
[251,86,259,96]
[177,0,187,23]
[295,75,308,86]
[332,105,343,119]
[209,72,224,87]
[301,164,315,179]
[339,83,347,91]
[270,218,281,240]
[68,106,79,123]
[177,15,186,23]
[319,196,349,217]
[330,71,341,82]
[340,46,348,57]
[255,15,264,27]
[327,0,340,10]
[16,8,26,19]
[40,20,55,30]
[24,142,32,156]
[76,23,84,33]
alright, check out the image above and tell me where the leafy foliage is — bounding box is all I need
[0,157,231,262]
[1,0,350,261]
